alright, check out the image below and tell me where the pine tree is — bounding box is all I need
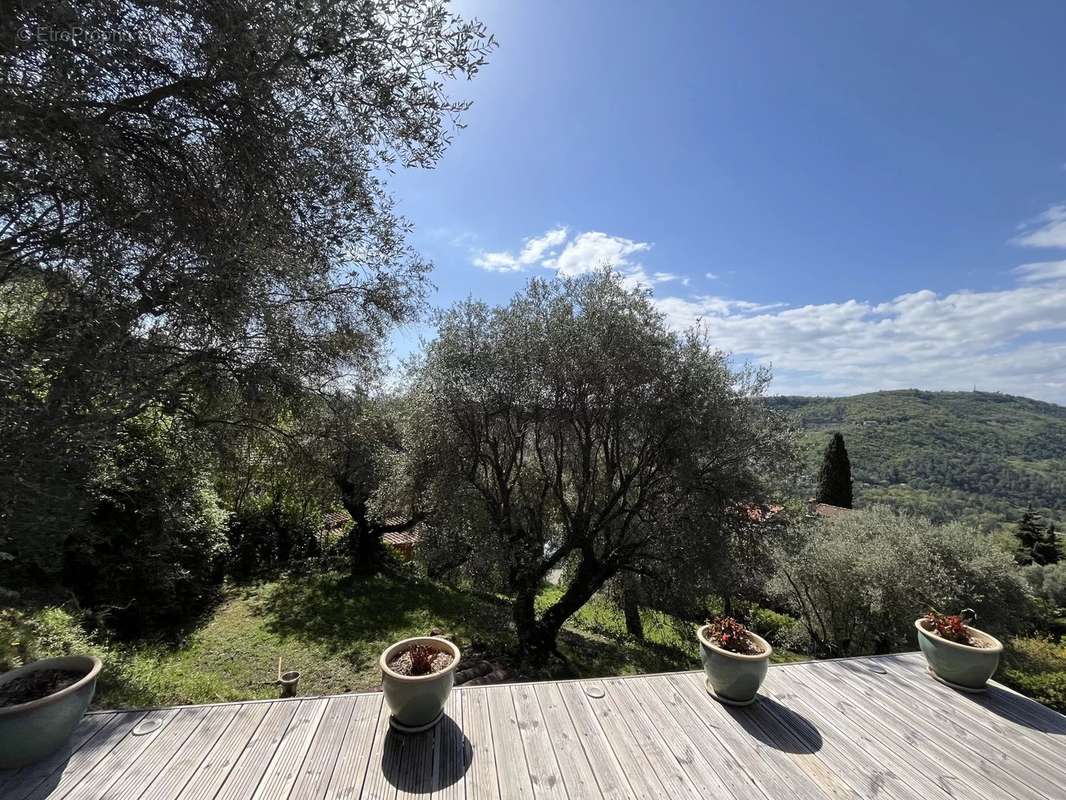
[816,432,853,509]
[1032,522,1061,566]
[1014,507,1044,565]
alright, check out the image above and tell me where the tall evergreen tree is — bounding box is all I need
[816,432,853,508]
[1014,507,1044,565]
[1032,522,1061,566]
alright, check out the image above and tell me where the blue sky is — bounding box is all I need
[387,1,1066,403]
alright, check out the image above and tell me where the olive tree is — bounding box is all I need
[770,506,1030,657]
[0,0,492,582]
[406,271,793,661]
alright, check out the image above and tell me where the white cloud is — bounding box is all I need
[543,231,651,277]
[705,272,720,280]
[473,227,682,289]
[473,226,568,272]
[1013,204,1066,249]
[653,266,1066,403]
[468,210,1066,403]
[1014,260,1066,283]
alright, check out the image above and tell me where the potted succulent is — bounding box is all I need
[0,655,103,768]
[915,610,1002,692]
[697,617,772,706]
[380,636,460,733]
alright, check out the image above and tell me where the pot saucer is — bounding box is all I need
[927,666,987,694]
[389,710,444,734]
[705,678,758,707]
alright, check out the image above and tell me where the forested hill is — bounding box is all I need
[769,390,1066,530]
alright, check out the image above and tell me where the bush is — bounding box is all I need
[61,416,229,637]
[1000,636,1066,713]
[1022,562,1066,610]
[770,506,1030,657]
[226,497,322,579]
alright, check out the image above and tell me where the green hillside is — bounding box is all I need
[770,390,1066,530]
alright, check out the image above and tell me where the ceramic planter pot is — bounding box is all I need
[914,618,1002,692]
[0,655,102,769]
[697,625,772,706]
[380,636,460,733]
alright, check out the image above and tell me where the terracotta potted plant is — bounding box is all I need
[0,655,103,768]
[915,610,1002,692]
[380,636,460,733]
[697,617,772,706]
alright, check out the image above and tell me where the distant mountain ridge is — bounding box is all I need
[768,390,1066,530]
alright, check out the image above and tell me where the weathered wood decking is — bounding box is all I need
[2,652,1065,799]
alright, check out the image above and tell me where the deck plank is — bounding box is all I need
[484,684,534,800]
[762,667,950,800]
[887,653,1066,757]
[625,676,768,800]
[571,679,664,799]
[287,695,359,800]
[871,655,1066,774]
[140,705,243,800]
[463,685,500,800]
[793,665,997,800]
[105,707,211,800]
[175,702,271,800]
[325,692,384,800]
[21,711,147,800]
[252,697,329,800]
[552,681,631,799]
[214,701,298,800]
[812,659,1063,800]
[510,683,567,800]
[602,676,703,800]
[64,709,179,800]
[431,684,467,800]
[351,692,394,800]
[530,682,603,800]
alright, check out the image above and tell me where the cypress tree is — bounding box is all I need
[816,432,853,509]
[1014,507,1044,565]
[1032,522,1061,566]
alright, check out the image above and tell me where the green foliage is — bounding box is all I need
[816,432,853,508]
[771,506,1031,657]
[1,0,492,641]
[62,416,229,637]
[1032,523,1062,567]
[770,390,1066,529]
[1022,562,1066,609]
[227,497,322,580]
[409,270,794,658]
[999,636,1066,713]
[1014,508,1045,565]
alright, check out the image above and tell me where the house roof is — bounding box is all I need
[812,502,851,518]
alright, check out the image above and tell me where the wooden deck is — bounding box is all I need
[2,652,1065,799]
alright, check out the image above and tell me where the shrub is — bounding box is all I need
[227,497,322,579]
[1022,562,1066,610]
[61,416,229,637]
[771,507,1030,657]
[1000,636,1066,713]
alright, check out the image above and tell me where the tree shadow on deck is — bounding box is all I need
[380,714,471,793]
[720,696,823,754]
[957,685,1066,735]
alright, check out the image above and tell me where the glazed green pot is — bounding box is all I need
[915,618,1002,692]
[0,655,102,769]
[380,636,460,733]
[697,625,772,706]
